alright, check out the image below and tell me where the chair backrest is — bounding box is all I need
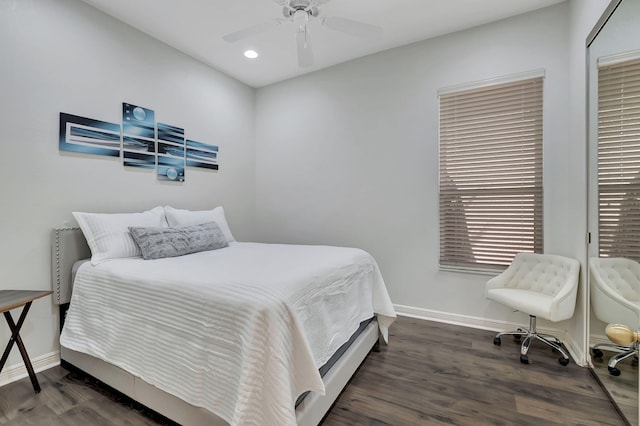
[499,253,580,297]
[590,257,640,327]
[590,257,640,302]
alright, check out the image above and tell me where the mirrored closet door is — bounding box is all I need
[588,0,640,424]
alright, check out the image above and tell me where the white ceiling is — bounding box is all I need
[80,0,566,88]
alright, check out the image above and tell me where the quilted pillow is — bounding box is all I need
[129,222,228,260]
[73,206,166,265]
[164,206,235,243]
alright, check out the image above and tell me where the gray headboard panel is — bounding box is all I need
[52,227,91,305]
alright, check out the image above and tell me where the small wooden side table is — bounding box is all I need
[0,290,53,393]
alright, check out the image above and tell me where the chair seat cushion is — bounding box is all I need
[486,288,568,322]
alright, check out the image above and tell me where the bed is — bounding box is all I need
[51,207,396,426]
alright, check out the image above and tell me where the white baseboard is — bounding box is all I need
[0,350,60,388]
[394,304,586,367]
[590,333,609,346]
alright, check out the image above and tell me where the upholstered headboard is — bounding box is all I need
[51,227,91,306]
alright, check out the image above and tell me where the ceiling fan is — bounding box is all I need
[222,0,383,68]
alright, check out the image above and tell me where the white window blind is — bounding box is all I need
[598,57,640,261]
[439,76,544,271]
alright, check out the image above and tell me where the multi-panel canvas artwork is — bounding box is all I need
[59,102,219,181]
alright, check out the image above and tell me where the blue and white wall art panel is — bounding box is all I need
[158,155,185,182]
[122,103,156,169]
[59,113,121,157]
[186,140,219,171]
[157,123,185,182]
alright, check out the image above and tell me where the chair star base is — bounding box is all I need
[591,342,638,376]
[493,314,571,366]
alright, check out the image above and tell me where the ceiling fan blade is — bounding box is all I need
[222,19,282,43]
[322,16,383,38]
[296,27,314,68]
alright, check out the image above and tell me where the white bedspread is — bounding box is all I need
[60,242,396,426]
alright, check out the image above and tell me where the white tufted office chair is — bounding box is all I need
[486,253,580,365]
[590,257,640,376]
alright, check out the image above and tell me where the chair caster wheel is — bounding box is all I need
[513,335,521,342]
[559,357,569,366]
[608,367,621,376]
[493,337,501,346]
[520,355,529,364]
[592,348,603,359]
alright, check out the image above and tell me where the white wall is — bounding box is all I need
[0,0,255,373]
[255,3,606,357]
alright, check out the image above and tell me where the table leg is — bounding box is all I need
[0,302,41,393]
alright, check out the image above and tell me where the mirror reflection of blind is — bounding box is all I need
[439,76,543,271]
[598,57,640,262]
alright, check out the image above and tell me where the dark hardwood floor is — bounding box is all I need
[0,316,626,425]
[323,317,626,426]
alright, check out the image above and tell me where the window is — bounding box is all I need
[598,55,640,261]
[439,73,544,271]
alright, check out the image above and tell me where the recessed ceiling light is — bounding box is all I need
[244,50,258,59]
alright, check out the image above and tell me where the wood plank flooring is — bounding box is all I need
[0,316,627,425]
[324,317,627,426]
[591,354,638,425]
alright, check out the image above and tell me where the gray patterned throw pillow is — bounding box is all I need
[129,222,228,260]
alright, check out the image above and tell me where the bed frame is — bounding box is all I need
[51,227,380,426]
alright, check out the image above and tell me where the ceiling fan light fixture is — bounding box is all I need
[293,10,309,26]
[222,0,382,69]
[244,49,259,59]
[282,0,319,18]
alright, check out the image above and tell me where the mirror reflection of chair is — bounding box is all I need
[485,253,580,365]
[589,257,640,376]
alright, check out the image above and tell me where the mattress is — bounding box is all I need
[60,242,396,426]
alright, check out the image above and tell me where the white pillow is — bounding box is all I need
[73,206,166,265]
[164,206,235,243]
